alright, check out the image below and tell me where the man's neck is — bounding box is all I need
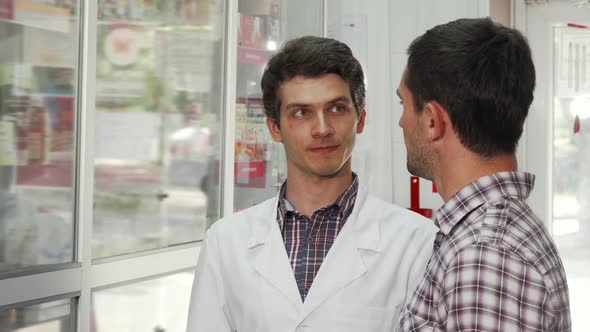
[434,152,517,202]
[284,169,354,218]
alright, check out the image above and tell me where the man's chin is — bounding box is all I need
[308,165,346,178]
[407,164,432,181]
[312,170,341,178]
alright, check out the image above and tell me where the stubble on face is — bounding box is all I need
[405,117,435,181]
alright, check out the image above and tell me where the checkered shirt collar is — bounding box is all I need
[435,171,535,235]
[277,173,359,231]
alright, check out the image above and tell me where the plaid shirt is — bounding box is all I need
[277,174,358,302]
[399,172,571,331]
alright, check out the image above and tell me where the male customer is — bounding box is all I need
[397,18,571,331]
[187,36,436,331]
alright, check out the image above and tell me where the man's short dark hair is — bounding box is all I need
[261,36,365,126]
[406,17,536,157]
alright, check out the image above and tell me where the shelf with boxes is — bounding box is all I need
[237,0,281,54]
[232,0,287,212]
[0,0,75,33]
[0,0,77,190]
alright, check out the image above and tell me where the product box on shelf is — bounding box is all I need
[263,16,280,44]
[234,101,266,188]
[13,96,74,187]
[0,0,14,20]
[98,0,209,24]
[45,96,73,163]
[238,0,280,17]
[0,120,16,166]
[238,13,265,49]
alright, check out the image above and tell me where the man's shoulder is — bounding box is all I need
[477,197,563,273]
[441,235,556,282]
[207,197,276,236]
[363,193,437,235]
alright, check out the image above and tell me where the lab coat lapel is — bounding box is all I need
[248,196,302,306]
[300,189,381,319]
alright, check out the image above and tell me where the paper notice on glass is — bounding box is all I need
[555,27,590,96]
[94,110,160,162]
[0,121,16,165]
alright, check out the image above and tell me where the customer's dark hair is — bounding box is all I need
[261,36,365,126]
[406,17,536,157]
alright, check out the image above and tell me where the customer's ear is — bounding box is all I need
[423,101,447,142]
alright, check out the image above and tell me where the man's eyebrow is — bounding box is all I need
[326,96,351,105]
[396,89,401,99]
[284,102,311,110]
[284,96,351,109]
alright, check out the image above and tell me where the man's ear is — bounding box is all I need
[423,101,447,142]
[266,117,282,142]
[356,107,366,134]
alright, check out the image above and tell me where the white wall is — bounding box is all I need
[283,0,324,39]
[327,0,389,200]
[328,0,488,209]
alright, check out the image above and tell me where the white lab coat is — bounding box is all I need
[187,187,436,332]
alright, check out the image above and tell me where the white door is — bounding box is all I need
[520,1,590,330]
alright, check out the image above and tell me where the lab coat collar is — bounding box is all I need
[246,186,382,310]
[246,186,379,251]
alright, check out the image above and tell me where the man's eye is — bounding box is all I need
[398,99,403,105]
[293,109,307,118]
[331,105,345,112]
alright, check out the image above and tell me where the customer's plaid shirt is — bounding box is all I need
[399,172,571,331]
[277,174,358,302]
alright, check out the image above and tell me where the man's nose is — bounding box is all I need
[311,111,334,138]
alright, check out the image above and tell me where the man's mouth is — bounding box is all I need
[308,145,339,153]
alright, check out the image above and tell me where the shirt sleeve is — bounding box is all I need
[186,227,233,332]
[441,243,554,331]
